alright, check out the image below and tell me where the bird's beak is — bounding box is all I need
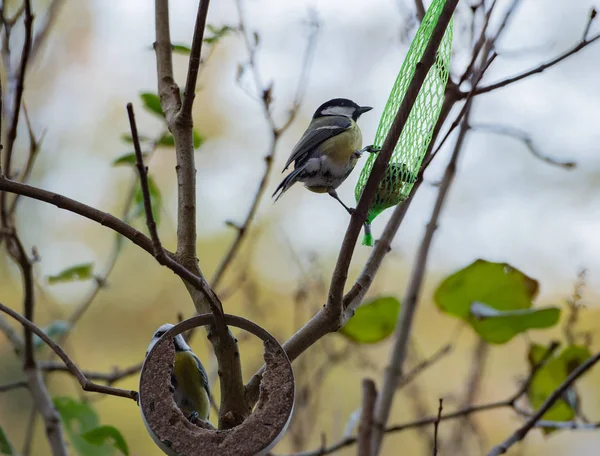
[357,106,373,115]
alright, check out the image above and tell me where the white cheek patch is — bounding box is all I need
[321,105,355,117]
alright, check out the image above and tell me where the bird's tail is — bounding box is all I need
[272,167,304,202]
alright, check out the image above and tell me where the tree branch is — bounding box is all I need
[432,398,443,456]
[180,0,210,122]
[357,379,377,456]
[38,360,143,384]
[0,301,139,401]
[0,0,33,226]
[487,351,600,456]
[211,7,319,290]
[471,33,600,97]
[327,0,459,323]
[469,123,576,169]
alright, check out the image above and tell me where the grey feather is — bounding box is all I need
[282,116,352,171]
[191,351,210,394]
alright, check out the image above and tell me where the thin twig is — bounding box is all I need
[0,301,138,401]
[180,0,210,121]
[327,0,459,324]
[487,351,600,456]
[469,123,576,169]
[398,343,453,389]
[0,379,28,392]
[414,0,426,22]
[0,313,23,355]
[0,0,33,225]
[432,398,443,456]
[211,8,319,290]
[371,41,492,456]
[38,360,143,385]
[357,379,377,456]
[471,33,600,97]
[29,0,67,61]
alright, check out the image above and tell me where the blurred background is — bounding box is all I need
[1,0,600,454]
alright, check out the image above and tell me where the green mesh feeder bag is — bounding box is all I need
[355,0,453,246]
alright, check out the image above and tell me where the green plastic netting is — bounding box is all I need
[355,0,453,246]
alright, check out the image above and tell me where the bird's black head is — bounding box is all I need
[313,98,373,121]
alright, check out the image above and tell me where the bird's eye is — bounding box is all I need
[154,331,165,338]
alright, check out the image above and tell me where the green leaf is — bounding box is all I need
[120,133,149,144]
[527,344,591,431]
[204,25,234,44]
[112,152,149,167]
[434,260,551,344]
[193,129,204,149]
[340,296,400,344]
[54,397,112,456]
[34,321,71,350]
[139,92,164,118]
[82,426,129,456]
[48,263,94,284]
[157,133,175,147]
[172,43,191,55]
[0,427,14,455]
[131,175,162,225]
[469,302,560,344]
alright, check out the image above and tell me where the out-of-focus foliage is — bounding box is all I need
[48,263,95,284]
[434,259,560,343]
[528,343,592,430]
[340,296,400,344]
[0,427,14,455]
[81,426,129,456]
[54,397,128,456]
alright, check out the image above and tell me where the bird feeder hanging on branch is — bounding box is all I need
[355,0,453,246]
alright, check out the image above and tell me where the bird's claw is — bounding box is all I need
[188,411,200,423]
[364,145,381,154]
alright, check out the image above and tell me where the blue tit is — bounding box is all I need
[147,323,211,423]
[273,98,378,214]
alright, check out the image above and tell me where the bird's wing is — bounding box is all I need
[191,352,210,395]
[283,116,352,171]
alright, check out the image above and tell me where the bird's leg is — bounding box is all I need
[327,187,354,215]
[359,144,381,154]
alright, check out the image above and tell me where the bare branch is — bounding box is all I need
[29,0,66,61]
[0,379,28,392]
[414,0,426,22]
[469,123,576,169]
[0,0,33,225]
[487,351,600,456]
[0,301,139,401]
[398,343,453,389]
[127,102,225,319]
[327,0,459,322]
[432,398,443,456]
[472,32,600,97]
[38,360,143,385]
[180,0,210,121]
[154,0,180,123]
[0,176,155,252]
[357,379,377,456]
[371,43,493,455]
[0,313,23,354]
[211,8,319,290]
[24,367,68,456]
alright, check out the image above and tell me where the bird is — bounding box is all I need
[272,97,379,214]
[146,323,211,423]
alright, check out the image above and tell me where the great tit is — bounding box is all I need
[273,98,378,214]
[146,324,211,423]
